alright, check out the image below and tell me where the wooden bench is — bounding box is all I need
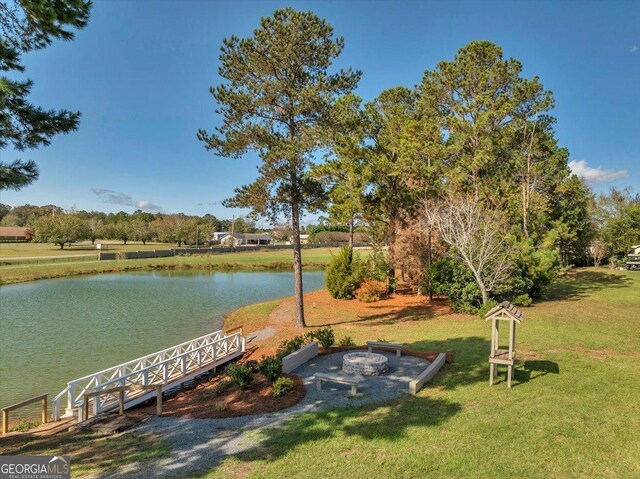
[367,341,403,357]
[314,373,362,396]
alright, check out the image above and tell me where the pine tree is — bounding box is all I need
[0,0,91,190]
[199,8,360,327]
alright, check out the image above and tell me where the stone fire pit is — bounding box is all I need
[342,352,389,376]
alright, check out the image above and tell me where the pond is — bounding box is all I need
[0,271,325,417]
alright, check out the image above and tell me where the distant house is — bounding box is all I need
[221,233,273,246]
[0,226,33,242]
[210,232,230,243]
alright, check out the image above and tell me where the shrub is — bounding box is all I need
[272,377,295,398]
[226,363,253,390]
[243,360,259,372]
[325,246,366,299]
[511,294,532,307]
[199,379,231,399]
[477,299,499,318]
[355,278,388,303]
[366,250,391,282]
[276,334,309,359]
[308,327,335,348]
[339,336,355,346]
[258,355,282,382]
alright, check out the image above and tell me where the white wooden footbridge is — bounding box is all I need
[51,328,246,421]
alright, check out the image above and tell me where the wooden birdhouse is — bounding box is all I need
[484,301,524,388]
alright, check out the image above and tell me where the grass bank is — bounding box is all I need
[0,247,341,285]
[212,268,640,478]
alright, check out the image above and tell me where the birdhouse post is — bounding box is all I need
[484,301,524,388]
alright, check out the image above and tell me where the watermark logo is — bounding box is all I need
[0,455,70,479]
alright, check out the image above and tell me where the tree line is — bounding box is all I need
[2,4,637,324]
[199,8,638,324]
[0,204,261,249]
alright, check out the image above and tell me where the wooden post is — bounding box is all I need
[2,410,8,435]
[509,320,515,360]
[41,396,47,424]
[507,365,513,388]
[83,396,89,421]
[489,363,495,386]
[118,390,125,415]
[156,386,162,415]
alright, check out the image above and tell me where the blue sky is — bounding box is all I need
[1,0,638,221]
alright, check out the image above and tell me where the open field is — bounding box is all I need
[0,247,345,285]
[213,268,640,478]
[0,241,174,258]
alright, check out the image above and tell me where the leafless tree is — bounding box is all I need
[425,196,513,305]
[590,240,607,267]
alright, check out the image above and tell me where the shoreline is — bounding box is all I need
[0,251,337,286]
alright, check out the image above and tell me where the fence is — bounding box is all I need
[97,243,369,261]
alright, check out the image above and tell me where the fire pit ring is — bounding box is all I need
[343,352,389,376]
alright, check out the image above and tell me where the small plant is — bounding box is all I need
[276,334,308,359]
[198,379,231,399]
[309,327,335,348]
[259,355,282,382]
[271,377,295,398]
[339,336,355,346]
[10,418,40,433]
[213,402,227,411]
[226,363,253,390]
[376,338,389,343]
[355,279,388,303]
[511,294,532,307]
[243,360,259,372]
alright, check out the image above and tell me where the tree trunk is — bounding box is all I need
[427,228,433,301]
[291,202,306,328]
[58,243,64,250]
[123,239,127,245]
[348,217,354,250]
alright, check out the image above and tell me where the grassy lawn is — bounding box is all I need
[0,431,169,478]
[0,247,342,285]
[206,268,640,478]
[0,241,174,258]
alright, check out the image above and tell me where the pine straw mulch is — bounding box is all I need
[133,372,305,419]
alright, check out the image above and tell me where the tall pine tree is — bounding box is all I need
[199,8,360,327]
[0,0,91,190]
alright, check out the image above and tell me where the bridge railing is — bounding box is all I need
[53,329,245,420]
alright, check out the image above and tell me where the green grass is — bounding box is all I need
[0,247,342,285]
[196,268,640,478]
[0,431,169,478]
[0,241,174,258]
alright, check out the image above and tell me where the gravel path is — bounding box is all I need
[94,351,430,479]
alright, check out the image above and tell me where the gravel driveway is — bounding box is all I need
[94,351,430,479]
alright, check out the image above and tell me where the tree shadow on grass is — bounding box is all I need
[407,336,491,390]
[542,270,633,302]
[312,298,451,328]
[184,396,462,478]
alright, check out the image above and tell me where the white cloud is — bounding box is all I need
[91,188,163,213]
[631,45,639,54]
[568,160,629,184]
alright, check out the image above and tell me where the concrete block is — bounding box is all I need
[283,341,319,374]
[409,353,446,395]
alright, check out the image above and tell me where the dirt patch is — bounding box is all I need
[134,372,305,419]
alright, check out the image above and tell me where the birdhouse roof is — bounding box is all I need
[484,301,524,323]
